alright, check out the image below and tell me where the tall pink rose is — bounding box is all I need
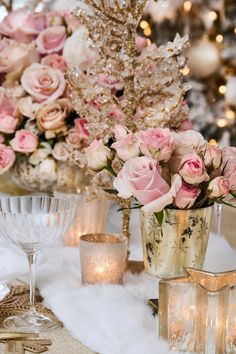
[10,130,38,153]
[208,177,230,198]
[222,147,236,192]
[175,182,200,209]
[111,133,140,161]
[0,114,18,134]
[0,144,15,174]
[21,63,66,104]
[113,156,182,212]
[179,152,209,185]
[0,9,41,43]
[35,26,67,54]
[204,144,222,169]
[137,128,173,161]
[41,54,66,71]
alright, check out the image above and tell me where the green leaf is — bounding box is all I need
[104,189,118,195]
[219,199,236,209]
[230,192,236,199]
[154,210,164,225]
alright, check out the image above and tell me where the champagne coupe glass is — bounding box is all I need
[0,196,75,333]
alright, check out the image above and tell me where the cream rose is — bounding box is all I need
[21,63,66,104]
[36,99,72,138]
[52,142,69,162]
[85,139,111,171]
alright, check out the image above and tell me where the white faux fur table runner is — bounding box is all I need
[0,207,236,354]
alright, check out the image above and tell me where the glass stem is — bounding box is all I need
[26,252,38,311]
[216,204,223,237]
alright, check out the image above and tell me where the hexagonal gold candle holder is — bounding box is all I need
[159,268,236,354]
[80,233,128,285]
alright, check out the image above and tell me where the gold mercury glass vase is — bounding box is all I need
[140,206,213,278]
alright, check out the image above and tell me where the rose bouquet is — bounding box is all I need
[86,126,236,221]
[0,8,91,192]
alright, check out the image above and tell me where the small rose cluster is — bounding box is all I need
[86,126,236,213]
[0,8,90,176]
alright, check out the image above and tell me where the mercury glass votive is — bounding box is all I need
[159,268,236,354]
[80,234,128,285]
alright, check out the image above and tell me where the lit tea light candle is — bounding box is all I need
[80,233,127,284]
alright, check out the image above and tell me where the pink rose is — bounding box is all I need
[174,181,200,209]
[0,9,41,43]
[0,38,39,75]
[180,118,193,131]
[74,118,89,139]
[41,54,67,71]
[208,177,230,198]
[204,144,222,169]
[179,152,209,185]
[222,147,236,192]
[108,107,124,123]
[0,144,15,174]
[111,133,140,161]
[85,140,111,171]
[10,129,38,153]
[136,36,148,53]
[21,63,66,103]
[35,26,67,54]
[137,128,173,162]
[0,113,18,134]
[113,156,182,212]
[98,74,124,91]
[0,88,14,115]
[113,124,129,141]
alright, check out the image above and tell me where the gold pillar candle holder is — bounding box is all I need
[159,268,236,354]
[80,234,127,285]
[54,191,110,246]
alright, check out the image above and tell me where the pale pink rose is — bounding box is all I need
[35,26,66,54]
[85,139,111,171]
[204,144,222,169]
[74,118,89,138]
[111,134,140,161]
[32,13,47,32]
[41,54,67,71]
[137,128,173,162]
[0,113,18,134]
[0,9,41,43]
[136,36,148,53]
[36,99,72,135]
[174,181,200,209]
[66,128,87,148]
[0,38,39,75]
[113,124,129,141]
[0,144,15,174]
[10,129,38,153]
[0,88,14,115]
[208,177,230,198]
[179,152,209,185]
[222,147,236,192]
[21,63,66,104]
[170,130,207,172]
[113,157,169,202]
[98,74,124,91]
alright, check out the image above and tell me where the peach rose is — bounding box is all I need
[137,128,173,162]
[0,38,39,75]
[111,133,140,161]
[66,129,84,148]
[0,144,15,174]
[21,63,66,104]
[35,26,66,54]
[208,177,230,198]
[175,181,200,209]
[0,9,41,43]
[204,144,222,169]
[36,99,72,137]
[0,113,18,134]
[179,152,209,185]
[85,139,111,171]
[10,129,38,153]
[41,54,66,71]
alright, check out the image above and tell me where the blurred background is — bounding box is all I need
[0,0,235,146]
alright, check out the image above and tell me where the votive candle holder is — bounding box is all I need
[80,233,127,285]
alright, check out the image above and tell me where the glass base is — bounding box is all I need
[3,310,59,333]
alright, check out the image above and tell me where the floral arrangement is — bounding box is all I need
[0,8,91,191]
[86,126,236,220]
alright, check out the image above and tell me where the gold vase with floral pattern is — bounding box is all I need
[140,206,213,278]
